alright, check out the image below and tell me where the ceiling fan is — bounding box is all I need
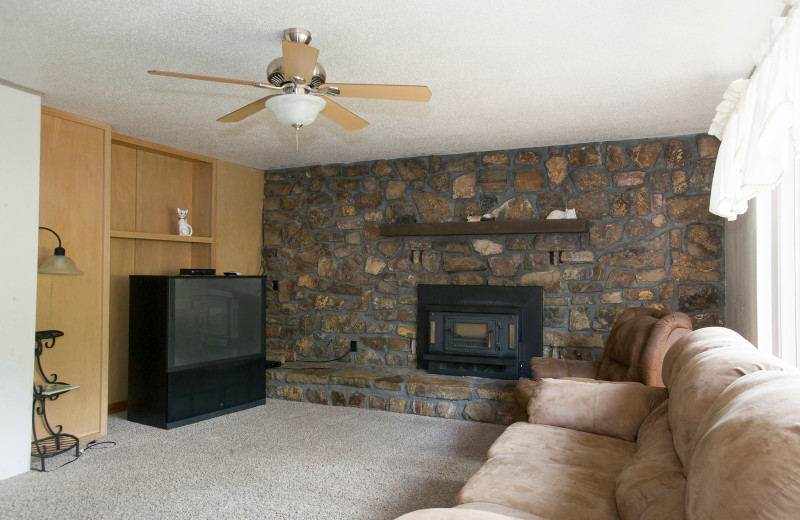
[149,28,432,132]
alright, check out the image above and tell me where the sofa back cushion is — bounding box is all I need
[686,370,800,519]
[661,327,786,467]
[598,308,692,387]
[526,378,667,441]
[616,400,686,520]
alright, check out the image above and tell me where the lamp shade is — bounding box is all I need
[38,226,84,275]
[38,253,84,275]
[265,94,326,128]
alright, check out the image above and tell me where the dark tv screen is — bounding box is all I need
[170,277,264,370]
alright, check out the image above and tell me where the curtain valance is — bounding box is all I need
[709,1,799,220]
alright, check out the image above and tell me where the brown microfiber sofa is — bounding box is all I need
[395,327,800,520]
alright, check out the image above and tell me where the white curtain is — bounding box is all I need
[709,1,800,220]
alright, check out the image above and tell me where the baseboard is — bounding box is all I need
[79,432,102,443]
[108,401,128,414]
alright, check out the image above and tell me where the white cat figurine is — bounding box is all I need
[177,208,193,236]
[546,208,578,220]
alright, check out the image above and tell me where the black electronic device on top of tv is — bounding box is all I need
[127,275,266,429]
[179,268,216,275]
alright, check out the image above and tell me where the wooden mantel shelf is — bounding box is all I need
[379,219,589,237]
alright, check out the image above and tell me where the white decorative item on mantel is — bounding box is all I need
[546,208,577,220]
[467,212,496,222]
[177,208,193,236]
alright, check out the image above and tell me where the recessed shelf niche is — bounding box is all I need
[108,134,217,416]
[110,133,216,272]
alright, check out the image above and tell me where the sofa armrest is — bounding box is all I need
[530,357,600,380]
[525,378,667,441]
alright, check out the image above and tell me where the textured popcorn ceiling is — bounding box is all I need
[0,0,785,170]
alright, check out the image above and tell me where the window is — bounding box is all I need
[769,155,800,366]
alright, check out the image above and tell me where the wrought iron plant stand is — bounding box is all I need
[31,330,79,471]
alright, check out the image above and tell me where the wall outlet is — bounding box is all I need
[350,340,358,352]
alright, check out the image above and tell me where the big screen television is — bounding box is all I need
[170,276,265,370]
[128,275,267,429]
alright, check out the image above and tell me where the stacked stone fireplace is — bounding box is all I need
[262,134,726,379]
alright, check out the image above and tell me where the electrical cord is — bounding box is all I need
[289,338,351,366]
[47,439,117,471]
[258,232,265,276]
[293,350,350,363]
[258,197,267,276]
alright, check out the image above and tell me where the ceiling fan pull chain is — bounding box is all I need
[295,126,300,152]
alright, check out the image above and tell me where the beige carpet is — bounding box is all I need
[1,400,504,520]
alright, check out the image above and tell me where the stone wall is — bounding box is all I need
[262,134,724,366]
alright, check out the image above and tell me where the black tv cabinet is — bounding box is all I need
[127,275,266,429]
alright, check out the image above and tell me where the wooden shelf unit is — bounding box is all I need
[109,133,216,270]
[108,134,217,412]
[379,219,589,237]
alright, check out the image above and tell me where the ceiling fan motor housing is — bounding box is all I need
[267,29,325,88]
[267,58,326,88]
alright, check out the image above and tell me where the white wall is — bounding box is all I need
[0,83,41,479]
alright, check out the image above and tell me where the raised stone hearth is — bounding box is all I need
[266,362,516,424]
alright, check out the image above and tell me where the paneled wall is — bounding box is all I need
[37,107,110,439]
[214,160,265,275]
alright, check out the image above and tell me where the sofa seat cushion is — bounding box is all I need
[616,401,686,520]
[488,422,636,466]
[395,503,548,520]
[638,485,686,520]
[456,503,551,519]
[686,371,800,519]
[457,422,636,520]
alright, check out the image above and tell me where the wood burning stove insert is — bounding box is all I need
[417,285,543,380]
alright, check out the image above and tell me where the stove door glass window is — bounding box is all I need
[453,322,490,348]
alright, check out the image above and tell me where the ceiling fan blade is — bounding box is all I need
[282,41,320,84]
[320,97,369,131]
[322,83,432,102]
[217,95,277,123]
[148,70,267,87]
